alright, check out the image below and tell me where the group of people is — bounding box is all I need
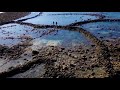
[52,21,58,33]
[53,21,58,26]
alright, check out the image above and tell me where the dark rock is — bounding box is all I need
[89,56,92,58]
[64,67,69,70]
[61,47,65,51]
[24,53,27,56]
[83,55,86,58]
[106,40,110,42]
[7,50,13,53]
[32,50,39,55]
[58,47,65,52]
[8,66,14,70]
[24,58,27,60]
[86,49,89,52]
[82,57,87,60]
[91,65,99,68]
[91,45,95,47]
[116,48,120,52]
[91,73,95,76]
[70,64,76,67]
[100,36,103,39]
[0,45,9,55]
[47,52,52,55]
[51,59,57,62]
[68,53,72,56]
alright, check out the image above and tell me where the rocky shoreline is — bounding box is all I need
[0,12,119,78]
[0,41,118,78]
[0,12,30,24]
[0,25,119,78]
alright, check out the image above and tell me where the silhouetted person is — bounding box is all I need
[56,22,57,26]
[53,21,54,25]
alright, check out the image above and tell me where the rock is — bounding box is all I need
[46,52,52,55]
[62,65,66,69]
[82,57,87,61]
[68,53,72,56]
[70,64,76,67]
[86,49,89,52]
[106,40,110,42]
[24,58,27,60]
[89,56,92,58]
[91,45,95,47]
[100,37,103,39]
[91,65,99,68]
[58,47,65,52]
[116,48,120,52]
[91,72,95,76]
[24,53,27,56]
[74,55,78,59]
[32,50,39,55]
[83,55,86,58]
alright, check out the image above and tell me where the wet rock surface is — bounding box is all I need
[11,64,45,78]
[0,12,120,78]
[0,12,30,24]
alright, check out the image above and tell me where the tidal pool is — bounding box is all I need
[0,23,33,47]
[102,12,120,19]
[31,28,92,50]
[81,21,120,40]
[23,12,99,26]
[0,23,92,48]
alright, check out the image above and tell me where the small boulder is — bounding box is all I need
[32,50,39,55]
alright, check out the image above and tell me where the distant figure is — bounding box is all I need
[56,22,57,26]
[53,21,54,25]
[75,20,77,22]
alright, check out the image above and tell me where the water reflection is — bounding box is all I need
[81,22,120,40]
[0,23,92,48]
[23,12,99,26]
